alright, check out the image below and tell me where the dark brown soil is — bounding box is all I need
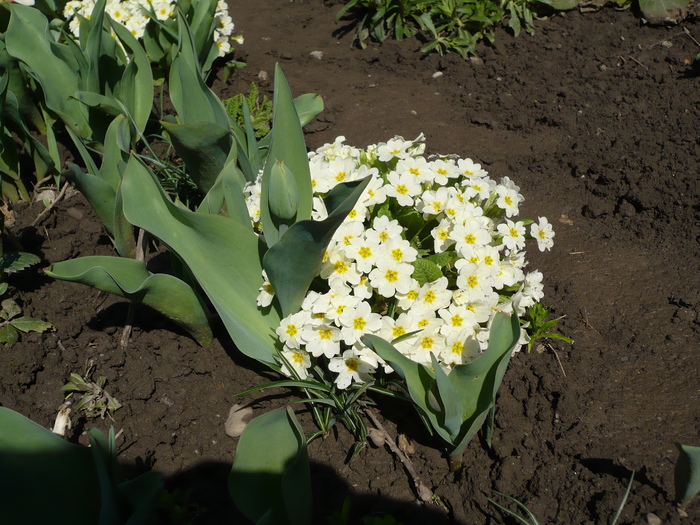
[2,1,699,524]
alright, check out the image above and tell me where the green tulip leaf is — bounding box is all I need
[675,443,700,506]
[259,65,314,247]
[44,255,213,346]
[120,155,280,366]
[263,177,370,318]
[161,120,232,195]
[0,407,100,524]
[230,407,311,525]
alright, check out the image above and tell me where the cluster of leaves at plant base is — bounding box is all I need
[336,0,692,57]
[0,251,51,347]
[62,362,122,419]
[223,82,273,139]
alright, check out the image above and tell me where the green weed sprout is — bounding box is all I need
[62,362,122,420]
[525,302,573,352]
[0,250,51,347]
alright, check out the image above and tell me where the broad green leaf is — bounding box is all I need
[675,443,700,506]
[0,251,40,274]
[120,156,280,365]
[161,120,232,194]
[263,177,370,317]
[64,162,118,235]
[259,65,314,247]
[230,407,311,525]
[430,353,462,439]
[10,317,52,333]
[168,11,229,128]
[362,334,451,443]
[446,312,520,457]
[0,407,100,524]
[293,93,324,127]
[187,0,218,75]
[5,5,90,137]
[84,0,107,95]
[44,256,213,346]
[639,0,689,23]
[110,16,154,134]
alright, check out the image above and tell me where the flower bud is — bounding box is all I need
[268,160,299,221]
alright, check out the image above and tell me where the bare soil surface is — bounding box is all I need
[2,1,699,524]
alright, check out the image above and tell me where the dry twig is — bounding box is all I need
[363,407,434,504]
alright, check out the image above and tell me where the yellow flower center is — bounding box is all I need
[359,246,373,259]
[346,358,359,372]
[392,326,406,338]
[353,318,367,330]
[451,315,463,327]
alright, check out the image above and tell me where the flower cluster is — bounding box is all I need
[62,0,237,56]
[246,135,554,389]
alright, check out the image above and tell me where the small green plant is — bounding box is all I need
[0,296,51,347]
[525,302,573,352]
[62,361,122,419]
[0,248,51,347]
[223,82,273,139]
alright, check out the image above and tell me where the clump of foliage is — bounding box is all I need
[336,0,692,57]
[223,82,273,139]
[0,235,51,347]
[525,302,573,352]
[62,361,122,419]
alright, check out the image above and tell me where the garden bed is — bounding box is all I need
[1,0,699,523]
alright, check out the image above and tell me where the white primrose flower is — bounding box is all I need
[256,271,275,308]
[276,311,309,349]
[385,170,421,207]
[328,350,375,389]
[497,219,527,251]
[531,217,555,252]
[280,347,312,380]
[368,260,414,298]
[302,323,342,358]
[376,137,413,162]
[337,301,382,345]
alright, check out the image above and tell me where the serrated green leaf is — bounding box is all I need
[411,258,443,286]
[10,317,52,334]
[0,252,40,274]
[1,298,20,320]
[0,324,18,346]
